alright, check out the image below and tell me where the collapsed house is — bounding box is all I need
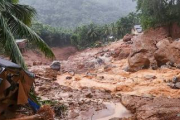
[16,39,28,53]
[0,58,35,117]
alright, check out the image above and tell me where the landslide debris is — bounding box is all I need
[120,95,180,120]
[128,24,180,72]
[21,25,180,120]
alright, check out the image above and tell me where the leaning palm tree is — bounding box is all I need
[0,0,55,69]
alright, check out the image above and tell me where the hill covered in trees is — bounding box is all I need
[20,0,136,28]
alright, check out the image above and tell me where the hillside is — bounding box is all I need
[19,0,136,28]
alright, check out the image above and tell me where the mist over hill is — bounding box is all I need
[20,0,136,28]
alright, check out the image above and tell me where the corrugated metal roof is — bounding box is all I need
[0,58,21,68]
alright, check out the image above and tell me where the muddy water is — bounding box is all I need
[74,102,132,120]
[56,74,117,91]
[56,74,132,119]
[93,102,132,120]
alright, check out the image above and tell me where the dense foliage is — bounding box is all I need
[137,0,180,29]
[20,0,136,28]
[31,22,72,47]
[0,0,54,68]
[32,13,139,49]
[71,12,139,49]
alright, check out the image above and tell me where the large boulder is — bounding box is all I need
[128,50,150,72]
[123,34,134,42]
[113,44,131,60]
[154,39,171,66]
[120,95,180,120]
[154,39,180,67]
[50,61,61,71]
[127,26,174,71]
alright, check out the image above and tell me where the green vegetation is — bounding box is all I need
[31,22,72,47]
[20,0,136,28]
[0,0,54,68]
[137,0,180,29]
[32,13,139,49]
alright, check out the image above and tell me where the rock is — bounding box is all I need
[127,27,173,71]
[110,116,136,120]
[77,64,85,69]
[175,82,180,89]
[154,39,171,66]
[85,92,93,98]
[85,72,97,78]
[120,94,180,120]
[66,76,72,80]
[68,110,79,119]
[144,75,157,80]
[96,57,104,65]
[97,76,105,80]
[123,34,133,42]
[116,84,133,92]
[68,71,75,76]
[156,39,170,49]
[155,39,180,67]
[33,61,42,66]
[104,65,113,72]
[128,52,150,72]
[167,83,176,88]
[172,76,180,83]
[113,47,131,60]
[50,61,61,71]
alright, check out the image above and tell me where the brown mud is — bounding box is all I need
[11,26,180,119]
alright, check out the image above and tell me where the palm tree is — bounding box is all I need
[0,0,55,69]
[87,23,99,42]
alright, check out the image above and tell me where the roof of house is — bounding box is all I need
[0,58,21,69]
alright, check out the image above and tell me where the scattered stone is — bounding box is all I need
[85,92,93,98]
[97,76,105,80]
[175,82,180,89]
[96,57,105,65]
[68,110,79,119]
[104,65,113,72]
[172,76,180,83]
[33,61,42,66]
[74,77,81,81]
[68,71,75,76]
[116,85,133,92]
[66,76,72,80]
[77,64,85,69]
[50,61,61,71]
[85,72,97,78]
[144,75,157,80]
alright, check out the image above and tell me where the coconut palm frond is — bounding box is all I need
[0,0,54,68]
[5,1,36,26]
[6,0,19,4]
[4,12,55,59]
[0,14,26,68]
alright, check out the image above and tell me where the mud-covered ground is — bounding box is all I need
[28,40,180,120]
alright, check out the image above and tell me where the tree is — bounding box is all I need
[137,0,180,29]
[0,0,54,69]
[115,12,139,38]
[87,23,99,42]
